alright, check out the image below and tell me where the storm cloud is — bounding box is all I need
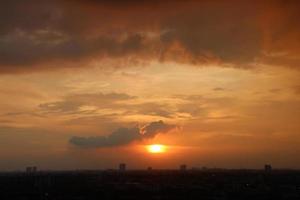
[1,0,300,73]
[69,120,177,148]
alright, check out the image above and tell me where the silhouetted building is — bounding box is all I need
[180,164,187,171]
[26,166,37,173]
[119,163,126,171]
[264,164,272,172]
[32,166,37,172]
[26,167,31,173]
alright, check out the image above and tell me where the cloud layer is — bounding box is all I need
[1,0,300,73]
[69,120,176,148]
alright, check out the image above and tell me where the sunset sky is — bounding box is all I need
[0,0,300,170]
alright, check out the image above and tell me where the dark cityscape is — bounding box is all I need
[1,165,300,200]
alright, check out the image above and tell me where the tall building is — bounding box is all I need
[26,167,31,173]
[26,166,37,173]
[32,166,37,172]
[119,163,126,171]
[264,164,272,172]
[180,164,187,171]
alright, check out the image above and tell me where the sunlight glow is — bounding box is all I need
[147,144,166,154]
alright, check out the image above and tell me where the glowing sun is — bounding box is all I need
[147,144,166,154]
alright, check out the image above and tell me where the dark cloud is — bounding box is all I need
[70,127,141,148]
[0,0,300,73]
[69,120,176,148]
[140,120,176,138]
[159,1,262,65]
[0,31,146,70]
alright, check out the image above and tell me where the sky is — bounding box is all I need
[0,0,300,170]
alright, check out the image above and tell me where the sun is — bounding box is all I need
[147,144,166,154]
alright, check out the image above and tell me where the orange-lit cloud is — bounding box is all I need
[0,0,300,73]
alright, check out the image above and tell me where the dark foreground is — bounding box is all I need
[0,170,300,200]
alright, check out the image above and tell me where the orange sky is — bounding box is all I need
[0,0,300,170]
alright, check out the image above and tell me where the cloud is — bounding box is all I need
[37,91,238,121]
[38,92,177,119]
[39,92,136,114]
[0,0,300,73]
[70,127,141,148]
[39,101,84,114]
[69,120,177,148]
[124,102,174,118]
[213,87,225,91]
[140,120,176,138]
